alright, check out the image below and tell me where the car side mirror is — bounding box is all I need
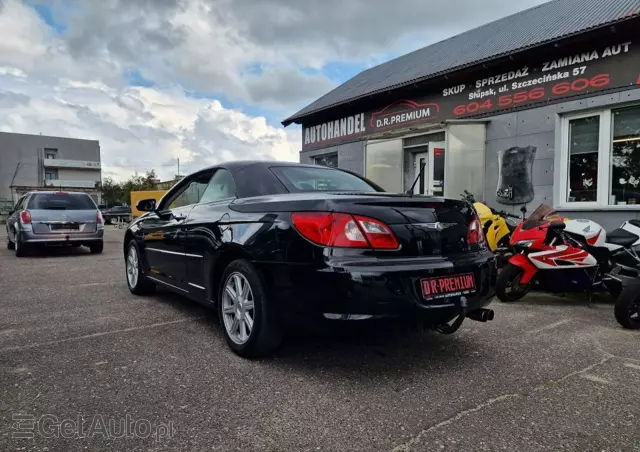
[136,198,157,212]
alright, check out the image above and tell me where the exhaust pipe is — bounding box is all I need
[466,308,495,322]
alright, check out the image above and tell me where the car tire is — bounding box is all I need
[89,242,104,254]
[495,263,529,302]
[14,231,27,257]
[217,259,283,358]
[125,240,156,295]
[614,285,640,330]
[7,237,15,250]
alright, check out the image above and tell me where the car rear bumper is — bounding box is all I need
[260,250,497,325]
[19,229,104,244]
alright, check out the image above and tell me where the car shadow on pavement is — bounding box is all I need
[268,320,482,377]
[514,292,614,307]
[17,246,92,258]
[150,286,216,319]
[143,286,491,376]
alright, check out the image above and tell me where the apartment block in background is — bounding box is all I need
[0,132,102,206]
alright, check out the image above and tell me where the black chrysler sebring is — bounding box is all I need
[124,161,496,357]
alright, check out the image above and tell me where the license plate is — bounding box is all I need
[421,273,476,300]
[51,223,79,231]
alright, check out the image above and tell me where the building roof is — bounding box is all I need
[282,0,640,126]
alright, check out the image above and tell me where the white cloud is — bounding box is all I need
[0,0,549,182]
[41,0,550,108]
[0,69,300,181]
[0,0,300,182]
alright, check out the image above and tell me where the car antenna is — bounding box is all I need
[406,162,427,196]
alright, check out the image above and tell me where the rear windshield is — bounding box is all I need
[28,193,96,210]
[270,166,381,193]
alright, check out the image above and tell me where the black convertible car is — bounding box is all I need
[123,161,496,357]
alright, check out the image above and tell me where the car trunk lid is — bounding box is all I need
[231,192,479,256]
[30,209,98,234]
[26,193,99,234]
[333,194,476,256]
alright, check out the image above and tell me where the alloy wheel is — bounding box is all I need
[126,246,139,288]
[222,272,255,344]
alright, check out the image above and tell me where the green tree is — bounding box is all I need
[98,177,126,207]
[100,169,158,207]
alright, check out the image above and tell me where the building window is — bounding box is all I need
[560,105,640,207]
[44,148,58,159]
[567,115,599,203]
[45,171,58,181]
[314,153,338,168]
[365,139,404,193]
[611,106,640,206]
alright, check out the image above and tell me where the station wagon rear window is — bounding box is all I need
[270,166,380,193]
[28,193,96,210]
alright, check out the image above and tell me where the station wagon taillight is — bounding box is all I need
[97,211,104,224]
[20,210,32,224]
[291,212,399,250]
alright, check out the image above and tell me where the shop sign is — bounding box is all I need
[303,113,366,147]
[302,40,640,150]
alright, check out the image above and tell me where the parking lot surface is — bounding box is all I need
[1,226,639,451]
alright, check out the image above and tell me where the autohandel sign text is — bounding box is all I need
[303,113,366,147]
[301,40,639,150]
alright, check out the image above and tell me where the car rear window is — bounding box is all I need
[28,193,96,210]
[270,166,381,193]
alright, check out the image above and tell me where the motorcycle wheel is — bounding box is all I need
[614,285,640,330]
[496,263,529,303]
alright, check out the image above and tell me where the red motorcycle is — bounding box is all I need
[495,205,639,302]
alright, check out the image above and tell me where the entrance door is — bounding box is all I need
[412,141,446,196]
[429,141,446,196]
[412,152,431,195]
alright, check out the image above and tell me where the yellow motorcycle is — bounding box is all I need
[461,191,524,267]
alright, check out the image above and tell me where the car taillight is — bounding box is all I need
[467,216,484,245]
[291,212,399,250]
[20,210,32,224]
[97,211,104,224]
[353,215,399,249]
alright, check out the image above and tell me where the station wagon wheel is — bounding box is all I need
[217,259,283,358]
[14,228,27,257]
[7,226,15,250]
[222,273,255,344]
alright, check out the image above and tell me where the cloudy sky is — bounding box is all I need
[0,0,547,181]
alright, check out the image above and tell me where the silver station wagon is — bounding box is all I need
[5,191,104,257]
